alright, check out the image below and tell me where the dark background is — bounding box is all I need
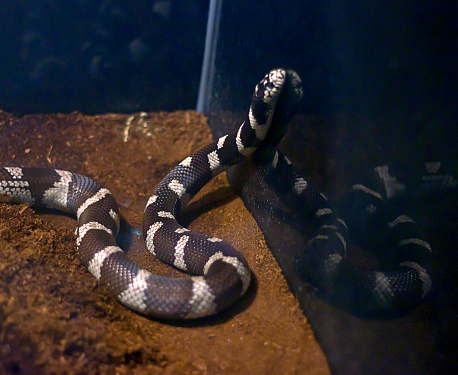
[210,1,456,144]
[0,0,209,113]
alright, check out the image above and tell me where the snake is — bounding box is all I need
[0,68,432,318]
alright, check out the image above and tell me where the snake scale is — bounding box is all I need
[0,69,432,318]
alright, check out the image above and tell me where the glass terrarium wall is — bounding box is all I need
[0,0,210,113]
[201,1,457,374]
[203,0,457,187]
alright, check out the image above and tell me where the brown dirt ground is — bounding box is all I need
[0,110,330,375]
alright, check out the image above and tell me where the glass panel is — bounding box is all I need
[0,0,210,113]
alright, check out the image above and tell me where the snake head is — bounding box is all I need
[264,69,303,146]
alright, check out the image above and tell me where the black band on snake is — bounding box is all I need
[0,68,432,318]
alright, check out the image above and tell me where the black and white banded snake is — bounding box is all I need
[0,69,432,318]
